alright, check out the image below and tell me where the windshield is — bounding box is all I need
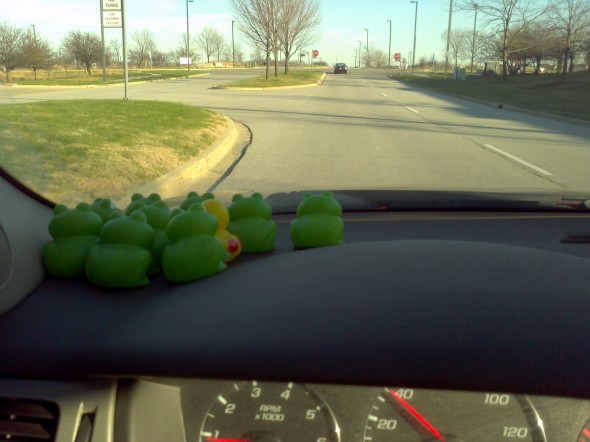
[1,0,589,211]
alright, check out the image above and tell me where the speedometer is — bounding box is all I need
[200,381,340,442]
[363,388,547,441]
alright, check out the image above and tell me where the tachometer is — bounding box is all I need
[363,388,546,441]
[200,381,340,442]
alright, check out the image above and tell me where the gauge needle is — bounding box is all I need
[206,438,250,442]
[389,390,446,441]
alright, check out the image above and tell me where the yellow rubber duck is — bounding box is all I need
[202,199,242,262]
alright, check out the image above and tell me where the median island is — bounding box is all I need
[0,100,228,206]
[219,70,325,89]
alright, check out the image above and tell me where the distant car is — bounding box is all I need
[334,63,347,74]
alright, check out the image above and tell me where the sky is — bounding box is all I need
[4,0,481,65]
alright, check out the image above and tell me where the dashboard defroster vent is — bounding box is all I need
[0,398,59,441]
[560,233,590,244]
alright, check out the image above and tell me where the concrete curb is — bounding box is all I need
[4,72,210,89]
[389,75,590,128]
[115,116,238,206]
[216,72,327,91]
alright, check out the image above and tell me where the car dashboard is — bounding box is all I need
[1,176,590,441]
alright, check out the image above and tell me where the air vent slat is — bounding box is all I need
[0,420,50,439]
[0,402,54,420]
[0,398,59,442]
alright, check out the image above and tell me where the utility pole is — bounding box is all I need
[232,20,236,68]
[364,29,369,67]
[410,0,418,73]
[357,40,361,68]
[443,0,453,86]
[471,3,478,73]
[186,0,193,73]
[387,20,392,69]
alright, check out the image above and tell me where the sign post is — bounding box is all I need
[100,0,128,99]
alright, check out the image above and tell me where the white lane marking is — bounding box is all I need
[406,106,419,114]
[381,92,388,98]
[483,144,552,176]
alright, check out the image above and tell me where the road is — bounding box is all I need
[2,68,589,202]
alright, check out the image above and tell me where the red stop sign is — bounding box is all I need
[312,50,319,58]
[394,53,400,61]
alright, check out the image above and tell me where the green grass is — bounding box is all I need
[221,70,324,88]
[6,69,206,86]
[393,71,590,121]
[0,100,227,205]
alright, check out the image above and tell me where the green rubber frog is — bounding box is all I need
[85,211,156,288]
[180,191,215,210]
[130,200,172,270]
[162,203,230,283]
[291,192,343,248]
[228,193,277,253]
[43,203,103,279]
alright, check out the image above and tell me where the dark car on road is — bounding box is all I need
[334,62,347,74]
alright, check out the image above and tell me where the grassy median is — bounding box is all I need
[5,69,207,86]
[394,71,590,121]
[0,100,227,205]
[220,69,324,88]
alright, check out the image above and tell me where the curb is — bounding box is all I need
[4,72,210,89]
[216,72,327,91]
[116,116,238,205]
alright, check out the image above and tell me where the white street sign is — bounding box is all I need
[103,11,122,27]
[102,0,121,10]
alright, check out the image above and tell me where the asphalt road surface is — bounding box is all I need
[2,68,589,200]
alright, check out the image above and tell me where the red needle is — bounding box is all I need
[389,390,446,441]
[206,439,249,442]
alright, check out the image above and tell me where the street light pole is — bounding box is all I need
[186,0,193,73]
[410,0,418,73]
[357,40,361,68]
[387,20,392,69]
[364,29,369,68]
[232,20,236,68]
[354,49,357,69]
[471,3,478,73]
[443,0,453,86]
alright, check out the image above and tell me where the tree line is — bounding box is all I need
[230,0,322,79]
[447,0,590,82]
[0,22,249,81]
[0,0,321,81]
[350,0,589,83]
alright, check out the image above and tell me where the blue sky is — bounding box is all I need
[5,0,479,65]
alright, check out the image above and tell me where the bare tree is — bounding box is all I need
[130,29,156,68]
[62,30,102,75]
[441,28,470,68]
[21,33,53,80]
[196,27,218,63]
[460,0,547,81]
[372,48,387,68]
[211,31,226,61]
[230,0,278,79]
[0,22,26,81]
[55,45,73,74]
[549,0,590,82]
[108,38,122,67]
[278,0,322,74]
[235,43,245,63]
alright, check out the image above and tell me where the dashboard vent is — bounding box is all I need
[560,233,590,244]
[0,398,59,441]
